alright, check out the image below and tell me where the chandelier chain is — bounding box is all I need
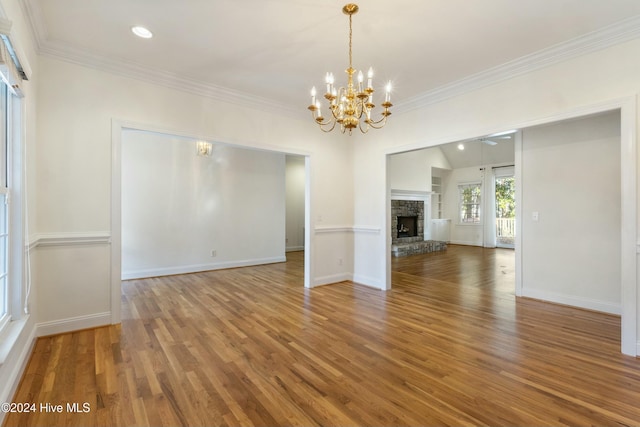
[348,13,353,70]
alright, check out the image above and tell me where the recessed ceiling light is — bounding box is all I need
[131,26,153,39]
[457,144,465,151]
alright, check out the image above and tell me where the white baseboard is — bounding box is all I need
[286,246,304,252]
[521,288,621,315]
[37,312,112,337]
[122,256,287,280]
[352,274,385,290]
[0,320,37,426]
[449,240,482,247]
[312,273,385,290]
[312,273,353,287]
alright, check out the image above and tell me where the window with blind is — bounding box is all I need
[458,182,482,224]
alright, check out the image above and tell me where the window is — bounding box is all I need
[0,83,8,333]
[459,182,481,224]
[0,78,23,339]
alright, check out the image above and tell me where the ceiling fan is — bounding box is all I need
[456,129,517,150]
[479,130,517,146]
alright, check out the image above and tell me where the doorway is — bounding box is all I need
[385,101,637,356]
[111,122,312,323]
[494,167,515,249]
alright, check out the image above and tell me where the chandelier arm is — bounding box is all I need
[320,125,337,133]
[366,117,388,130]
[328,86,347,121]
[310,109,340,131]
[366,112,390,126]
[354,100,366,119]
[329,106,341,121]
[358,121,371,134]
[318,119,338,133]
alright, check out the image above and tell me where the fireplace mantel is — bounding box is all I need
[390,189,432,201]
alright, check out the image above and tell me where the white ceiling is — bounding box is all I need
[439,138,515,169]
[20,0,640,115]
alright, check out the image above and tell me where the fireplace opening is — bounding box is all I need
[397,216,418,238]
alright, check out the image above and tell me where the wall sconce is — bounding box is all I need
[196,141,213,157]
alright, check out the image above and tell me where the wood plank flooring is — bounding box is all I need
[6,245,640,426]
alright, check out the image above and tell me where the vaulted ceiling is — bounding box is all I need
[21,0,640,115]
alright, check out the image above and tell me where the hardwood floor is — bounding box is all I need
[6,246,640,426]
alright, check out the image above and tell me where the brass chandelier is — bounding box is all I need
[308,3,392,134]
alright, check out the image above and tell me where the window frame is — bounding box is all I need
[0,82,8,332]
[0,79,24,339]
[458,181,482,225]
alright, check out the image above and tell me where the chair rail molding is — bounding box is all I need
[32,232,111,248]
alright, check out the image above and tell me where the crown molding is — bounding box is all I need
[21,0,47,50]
[21,0,302,118]
[395,15,640,114]
[21,0,640,117]
[38,39,302,117]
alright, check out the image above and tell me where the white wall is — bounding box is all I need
[285,155,305,252]
[33,53,355,331]
[389,146,451,191]
[122,131,286,279]
[521,111,621,313]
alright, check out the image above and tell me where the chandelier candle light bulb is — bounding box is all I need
[307,3,392,134]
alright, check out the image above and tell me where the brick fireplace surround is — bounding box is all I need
[391,199,447,257]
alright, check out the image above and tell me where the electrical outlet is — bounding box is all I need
[211,250,217,257]
[338,258,343,266]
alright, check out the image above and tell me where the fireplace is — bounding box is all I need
[397,216,418,238]
[391,200,424,245]
[391,196,447,257]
